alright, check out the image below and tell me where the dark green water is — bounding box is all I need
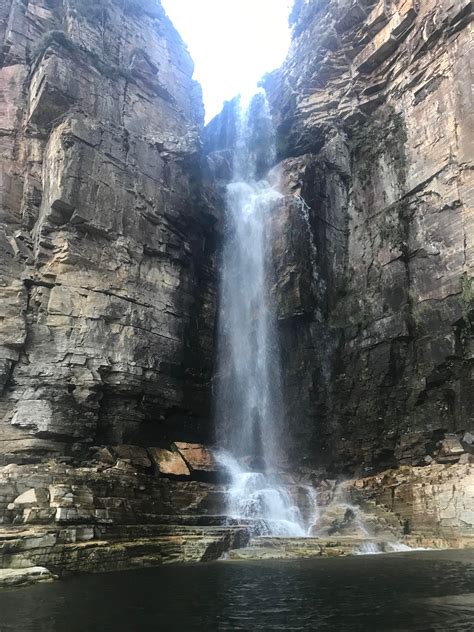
[1,550,473,631]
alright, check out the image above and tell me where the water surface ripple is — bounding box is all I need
[1,550,473,631]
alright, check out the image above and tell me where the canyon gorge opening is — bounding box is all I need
[0,0,472,629]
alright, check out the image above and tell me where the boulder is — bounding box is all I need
[148,447,191,478]
[311,505,368,538]
[171,442,219,479]
[461,432,474,454]
[435,435,465,463]
[94,447,116,464]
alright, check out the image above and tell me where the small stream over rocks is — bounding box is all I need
[217,452,318,537]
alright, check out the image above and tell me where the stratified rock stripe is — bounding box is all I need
[0,0,219,464]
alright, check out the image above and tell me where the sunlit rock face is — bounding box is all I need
[261,0,473,475]
[343,463,474,545]
[0,0,219,464]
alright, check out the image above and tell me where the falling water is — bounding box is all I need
[217,452,310,536]
[297,195,319,289]
[214,92,315,536]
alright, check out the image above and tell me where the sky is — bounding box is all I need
[161,0,293,122]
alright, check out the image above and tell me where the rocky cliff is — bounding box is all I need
[261,0,473,474]
[0,0,473,577]
[206,0,473,476]
[0,0,219,465]
[2,0,471,482]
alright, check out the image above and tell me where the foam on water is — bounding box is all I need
[217,452,316,536]
[354,540,429,555]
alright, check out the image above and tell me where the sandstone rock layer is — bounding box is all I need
[0,0,218,464]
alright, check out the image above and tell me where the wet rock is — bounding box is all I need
[0,523,250,574]
[0,567,55,588]
[228,536,384,560]
[312,505,364,537]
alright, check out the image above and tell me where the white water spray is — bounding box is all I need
[217,453,311,536]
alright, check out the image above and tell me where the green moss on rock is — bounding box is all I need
[349,105,408,186]
[31,30,76,58]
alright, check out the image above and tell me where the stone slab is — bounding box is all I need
[148,447,190,478]
[171,442,219,476]
[0,566,55,588]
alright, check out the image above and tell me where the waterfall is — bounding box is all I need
[214,92,315,536]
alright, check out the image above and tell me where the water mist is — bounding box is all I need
[214,91,316,536]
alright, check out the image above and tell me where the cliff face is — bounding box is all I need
[0,0,473,570]
[261,0,473,474]
[0,0,219,465]
[0,0,472,478]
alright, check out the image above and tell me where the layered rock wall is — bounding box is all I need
[0,0,219,464]
[262,0,473,474]
[1,0,473,522]
[345,462,474,543]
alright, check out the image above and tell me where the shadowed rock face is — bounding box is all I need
[0,0,220,464]
[266,0,473,476]
[206,0,473,476]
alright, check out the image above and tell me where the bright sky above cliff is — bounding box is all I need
[162,0,292,122]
